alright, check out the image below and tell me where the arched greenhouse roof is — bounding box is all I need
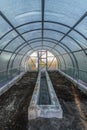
[0,0,87,83]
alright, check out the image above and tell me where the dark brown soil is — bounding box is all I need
[0,72,38,130]
[0,71,87,130]
[29,71,87,130]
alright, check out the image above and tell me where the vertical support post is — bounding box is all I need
[38,51,40,72]
[46,50,48,71]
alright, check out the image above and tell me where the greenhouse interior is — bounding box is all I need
[0,0,87,130]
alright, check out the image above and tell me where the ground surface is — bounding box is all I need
[29,71,87,130]
[0,71,87,130]
[0,72,38,130]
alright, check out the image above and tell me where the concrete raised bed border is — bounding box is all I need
[28,71,63,120]
[0,72,25,96]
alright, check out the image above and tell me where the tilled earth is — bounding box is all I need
[0,72,38,130]
[0,71,87,130]
[29,71,87,130]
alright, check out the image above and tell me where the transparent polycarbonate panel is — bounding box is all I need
[63,53,72,66]
[21,56,27,68]
[58,55,65,70]
[19,46,31,54]
[68,53,78,78]
[54,45,66,54]
[0,16,12,38]
[63,53,74,76]
[0,31,18,49]
[45,0,87,26]
[43,38,70,53]
[17,23,41,33]
[43,41,55,48]
[12,55,23,68]
[15,44,31,54]
[22,51,33,60]
[47,51,58,70]
[8,54,16,68]
[69,53,77,69]
[56,56,61,69]
[30,51,37,57]
[52,42,70,53]
[22,30,41,41]
[74,51,87,82]
[43,46,53,51]
[42,47,60,57]
[48,57,58,70]
[35,46,44,51]
[26,38,40,44]
[15,14,41,26]
[27,52,38,70]
[15,46,24,54]
[21,58,29,71]
[5,37,24,51]
[62,37,81,51]
[27,50,33,56]
[69,31,87,48]
[10,55,23,75]
[74,51,87,71]
[47,56,54,63]
[44,23,69,33]
[44,30,64,41]
[78,70,87,83]
[47,51,55,57]
[0,0,41,26]
[0,52,12,82]
[75,17,87,38]
[28,58,38,71]
[45,13,75,27]
[31,42,42,48]
[0,52,11,70]
[50,49,60,56]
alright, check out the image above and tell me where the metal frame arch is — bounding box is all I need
[10,44,66,72]
[30,37,77,69]
[23,48,61,71]
[7,37,72,72]
[8,38,75,72]
[1,11,87,53]
[0,11,35,53]
[45,37,79,75]
[19,45,63,71]
[1,20,87,44]
[4,25,83,74]
[1,28,87,56]
[19,28,87,55]
[12,20,87,41]
[9,36,76,73]
[28,37,78,76]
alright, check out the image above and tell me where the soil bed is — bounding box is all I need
[29,71,87,130]
[0,72,38,130]
[0,71,87,130]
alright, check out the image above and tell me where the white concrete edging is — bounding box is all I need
[0,72,25,96]
[58,70,87,95]
[28,71,63,120]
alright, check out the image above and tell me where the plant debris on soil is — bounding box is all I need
[0,71,87,130]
